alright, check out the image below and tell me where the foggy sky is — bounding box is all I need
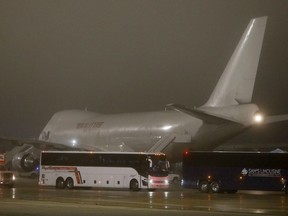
[1,0,288,138]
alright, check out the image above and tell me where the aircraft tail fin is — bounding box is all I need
[203,16,267,107]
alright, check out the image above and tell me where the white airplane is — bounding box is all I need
[2,16,288,174]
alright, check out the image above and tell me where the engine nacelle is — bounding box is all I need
[12,146,40,172]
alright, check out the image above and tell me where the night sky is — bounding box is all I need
[1,0,288,139]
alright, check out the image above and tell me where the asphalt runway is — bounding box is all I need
[0,177,287,216]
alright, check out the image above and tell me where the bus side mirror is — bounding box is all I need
[148,159,152,168]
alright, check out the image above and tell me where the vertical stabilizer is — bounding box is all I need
[203,17,267,107]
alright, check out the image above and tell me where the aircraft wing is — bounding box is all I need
[0,136,82,151]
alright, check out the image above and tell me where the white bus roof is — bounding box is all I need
[41,151,165,156]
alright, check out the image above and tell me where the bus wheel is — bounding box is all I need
[66,177,74,189]
[210,181,221,193]
[56,177,65,189]
[199,181,209,193]
[130,179,140,191]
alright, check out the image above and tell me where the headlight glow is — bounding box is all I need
[254,112,264,123]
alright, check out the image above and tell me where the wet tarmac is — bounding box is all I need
[0,177,287,215]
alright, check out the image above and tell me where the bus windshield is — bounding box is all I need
[148,156,169,177]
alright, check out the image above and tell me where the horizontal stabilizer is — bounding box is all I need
[166,104,238,124]
[263,114,288,124]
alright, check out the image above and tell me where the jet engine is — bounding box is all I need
[11,145,40,172]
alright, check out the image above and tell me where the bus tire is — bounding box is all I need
[130,179,140,191]
[66,177,74,189]
[210,181,221,193]
[199,180,209,193]
[56,177,66,189]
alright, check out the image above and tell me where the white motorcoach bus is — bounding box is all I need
[39,151,170,191]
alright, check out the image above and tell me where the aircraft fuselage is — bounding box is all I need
[39,109,245,161]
